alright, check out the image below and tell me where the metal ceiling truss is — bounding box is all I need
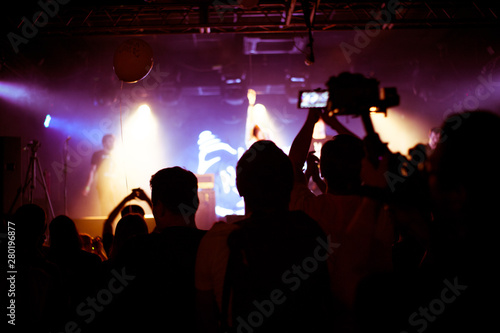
[21,1,500,37]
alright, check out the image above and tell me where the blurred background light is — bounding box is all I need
[44,114,51,128]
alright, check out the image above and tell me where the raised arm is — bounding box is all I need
[102,191,136,255]
[288,109,321,185]
[305,151,327,193]
[134,188,153,211]
[322,112,360,138]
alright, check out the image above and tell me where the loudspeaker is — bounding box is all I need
[0,137,22,220]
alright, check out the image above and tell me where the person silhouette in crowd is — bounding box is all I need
[426,126,441,155]
[95,167,206,333]
[196,140,334,333]
[106,213,148,260]
[79,233,93,253]
[45,215,102,322]
[101,188,152,256]
[12,204,67,332]
[288,107,394,327]
[354,110,500,332]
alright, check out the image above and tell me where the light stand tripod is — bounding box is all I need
[9,140,55,220]
[63,136,70,216]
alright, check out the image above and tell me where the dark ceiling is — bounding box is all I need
[3,0,500,38]
[1,1,500,120]
[0,0,500,91]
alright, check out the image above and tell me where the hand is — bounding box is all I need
[305,151,320,180]
[321,111,341,129]
[125,190,137,201]
[306,108,322,124]
[133,188,150,202]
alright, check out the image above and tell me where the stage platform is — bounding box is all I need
[73,214,157,238]
[73,213,247,238]
[73,187,221,237]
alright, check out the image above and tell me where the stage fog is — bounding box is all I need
[1,28,500,225]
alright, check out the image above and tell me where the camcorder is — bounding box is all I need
[298,73,400,116]
[300,73,429,210]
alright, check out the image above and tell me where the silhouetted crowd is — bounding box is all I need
[4,73,499,333]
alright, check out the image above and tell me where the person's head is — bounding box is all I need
[120,204,145,218]
[110,213,149,258]
[320,134,365,194]
[80,233,93,252]
[428,110,500,256]
[12,204,46,253]
[49,215,82,252]
[236,140,293,213]
[428,127,441,150]
[102,134,115,152]
[150,167,199,228]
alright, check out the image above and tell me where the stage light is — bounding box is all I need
[290,76,306,83]
[0,82,29,101]
[225,78,242,85]
[44,114,51,128]
[115,103,161,200]
[137,104,151,116]
[285,72,308,104]
[312,118,326,140]
[130,104,154,139]
[370,110,428,155]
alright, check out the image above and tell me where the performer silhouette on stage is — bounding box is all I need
[245,89,272,148]
[83,134,120,215]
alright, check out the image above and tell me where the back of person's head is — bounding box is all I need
[12,204,46,251]
[150,167,199,216]
[49,215,82,252]
[102,134,114,145]
[429,110,500,255]
[430,110,500,203]
[120,204,145,218]
[110,213,149,258]
[320,134,365,193]
[236,140,293,212]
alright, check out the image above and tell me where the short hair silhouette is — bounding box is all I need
[236,140,293,210]
[431,110,500,202]
[12,204,46,248]
[320,134,365,192]
[150,167,199,215]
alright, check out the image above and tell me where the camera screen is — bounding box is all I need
[299,90,329,109]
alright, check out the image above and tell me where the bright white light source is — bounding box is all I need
[44,114,51,128]
[370,110,428,155]
[137,104,151,116]
[312,118,326,140]
[290,77,305,82]
[116,103,161,198]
